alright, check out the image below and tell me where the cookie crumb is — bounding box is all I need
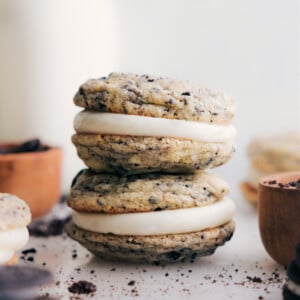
[68,281,96,295]
[128,280,135,286]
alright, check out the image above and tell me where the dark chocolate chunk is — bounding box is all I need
[148,196,157,204]
[166,251,181,261]
[181,92,191,96]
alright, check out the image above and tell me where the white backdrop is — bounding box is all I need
[0,0,299,192]
[114,0,299,189]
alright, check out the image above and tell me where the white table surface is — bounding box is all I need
[20,188,286,300]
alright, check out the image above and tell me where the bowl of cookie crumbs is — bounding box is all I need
[0,139,62,218]
[259,172,300,266]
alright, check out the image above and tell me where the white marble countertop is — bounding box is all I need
[19,188,286,300]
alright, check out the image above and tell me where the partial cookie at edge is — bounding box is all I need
[0,193,31,231]
[248,132,300,173]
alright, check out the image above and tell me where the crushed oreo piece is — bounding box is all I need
[0,139,49,154]
[22,248,37,255]
[68,281,96,295]
[29,199,71,237]
[128,280,135,286]
[247,276,263,283]
[29,216,71,237]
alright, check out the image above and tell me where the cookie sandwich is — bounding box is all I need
[66,73,236,263]
[66,170,235,263]
[241,132,300,204]
[0,193,31,265]
[72,72,236,174]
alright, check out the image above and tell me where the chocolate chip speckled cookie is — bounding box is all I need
[65,221,235,264]
[0,193,31,265]
[72,134,235,175]
[72,72,236,174]
[67,72,236,264]
[68,169,229,213]
[74,73,235,124]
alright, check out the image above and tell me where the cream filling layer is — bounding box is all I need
[74,111,236,142]
[287,280,300,296]
[0,227,29,264]
[72,197,235,236]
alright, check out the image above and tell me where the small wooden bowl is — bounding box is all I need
[258,172,300,266]
[0,143,62,219]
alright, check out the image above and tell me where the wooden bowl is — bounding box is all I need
[0,143,62,218]
[258,172,300,266]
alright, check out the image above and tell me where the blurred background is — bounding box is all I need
[0,0,299,193]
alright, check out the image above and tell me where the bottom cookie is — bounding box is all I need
[240,182,258,204]
[65,221,235,264]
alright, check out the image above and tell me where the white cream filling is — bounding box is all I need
[72,196,235,236]
[287,280,300,296]
[0,227,29,265]
[74,111,236,142]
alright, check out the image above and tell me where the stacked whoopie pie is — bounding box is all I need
[65,73,237,263]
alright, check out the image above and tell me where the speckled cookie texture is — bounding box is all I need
[248,132,300,173]
[72,73,236,174]
[72,134,235,174]
[0,193,31,231]
[65,221,235,264]
[67,72,236,263]
[74,73,235,124]
[68,169,229,213]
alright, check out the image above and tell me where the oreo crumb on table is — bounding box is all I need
[246,276,263,283]
[29,215,71,237]
[22,248,37,255]
[128,280,135,286]
[68,280,96,295]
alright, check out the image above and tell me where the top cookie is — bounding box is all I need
[0,193,31,231]
[74,73,235,124]
[248,132,300,172]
